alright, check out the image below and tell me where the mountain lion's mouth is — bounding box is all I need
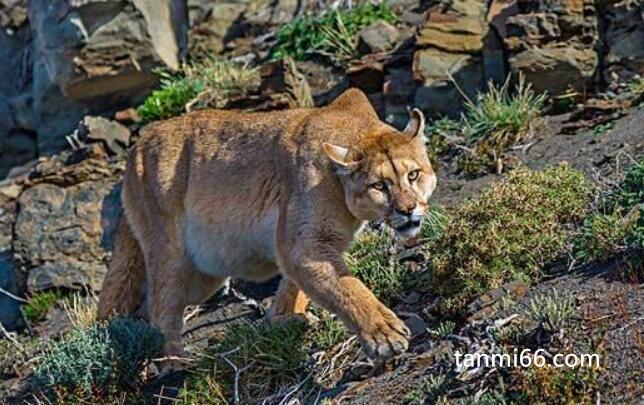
[395,220,421,234]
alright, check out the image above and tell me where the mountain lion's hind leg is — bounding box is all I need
[267,278,317,325]
[143,246,210,373]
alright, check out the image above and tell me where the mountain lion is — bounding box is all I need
[98,88,437,366]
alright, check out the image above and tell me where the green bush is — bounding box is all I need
[32,317,163,400]
[271,2,397,62]
[138,73,203,123]
[107,317,165,389]
[422,164,590,312]
[308,308,347,349]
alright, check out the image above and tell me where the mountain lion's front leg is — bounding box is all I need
[282,241,410,360]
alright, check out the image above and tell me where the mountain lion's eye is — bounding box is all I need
[408,170,420,182]
[370,181,386,191]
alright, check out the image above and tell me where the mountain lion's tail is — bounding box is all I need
[97,217,146,320]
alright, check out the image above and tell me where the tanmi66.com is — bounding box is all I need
[454,349,600,369]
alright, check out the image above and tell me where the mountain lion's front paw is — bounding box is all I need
[266,311,319,326]
[357,303,410,361]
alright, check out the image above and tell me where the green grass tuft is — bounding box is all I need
[457,75,547,175]
[23,290,63,324]
[525,289,574,332]
[138,58,259,123]
[346,228,406,305]
[422,164,590,312]
[308,308,348,349]
[180,321,308,404]
[271,2,396,63]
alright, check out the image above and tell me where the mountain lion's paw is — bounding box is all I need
[266,311,320,326]
[357,304,410,360]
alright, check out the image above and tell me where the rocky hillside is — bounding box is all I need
[0,0,643,404]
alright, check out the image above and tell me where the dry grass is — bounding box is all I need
[61,292,98,329]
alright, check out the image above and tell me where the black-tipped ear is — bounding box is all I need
[403,108,427,143]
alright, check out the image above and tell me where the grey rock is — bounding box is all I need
[403,313,428,336]
[508,45,598,95]
[357,20,400,54]
[13,179,122,292]
[77,116,131,155]
[188,0,249,53]
[27,0,173,102]
[413,50,485,118]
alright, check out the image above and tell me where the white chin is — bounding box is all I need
[396,226,421,241]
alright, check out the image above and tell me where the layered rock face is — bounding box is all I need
[347,0,643,124]
[0,0,187,178]
[503,0,599,95]
[598,0,644,85]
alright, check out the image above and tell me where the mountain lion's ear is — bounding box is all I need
[323,142,356,172]
[403,108,427,143]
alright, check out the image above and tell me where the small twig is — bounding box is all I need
[217,347,254,405]
[0,321,25,354]
[615,316,643,333]
[184,306,203,323]
[0,285,28,303]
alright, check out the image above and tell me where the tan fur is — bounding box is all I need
[98,88,437,364]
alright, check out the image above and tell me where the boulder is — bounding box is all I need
[12,155,124,292]
[508,44,598,94]
[0,0,190,179]
[357,20,400,54]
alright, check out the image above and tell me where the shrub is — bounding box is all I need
[525,289,574,332]
[32,317,163,400]
[573,160,643,266]
[32,324,114,396]
[345,228,406,304]
[138,58,259,123]
[457,75,547,175]
[422,164,590,312]
[271,2,397,62]
[107,317,165,389]
[509,364,600,405]
[23,290,64,324]
[181,321,308,404]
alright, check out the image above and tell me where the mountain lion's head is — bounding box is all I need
[324,108,436,241]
